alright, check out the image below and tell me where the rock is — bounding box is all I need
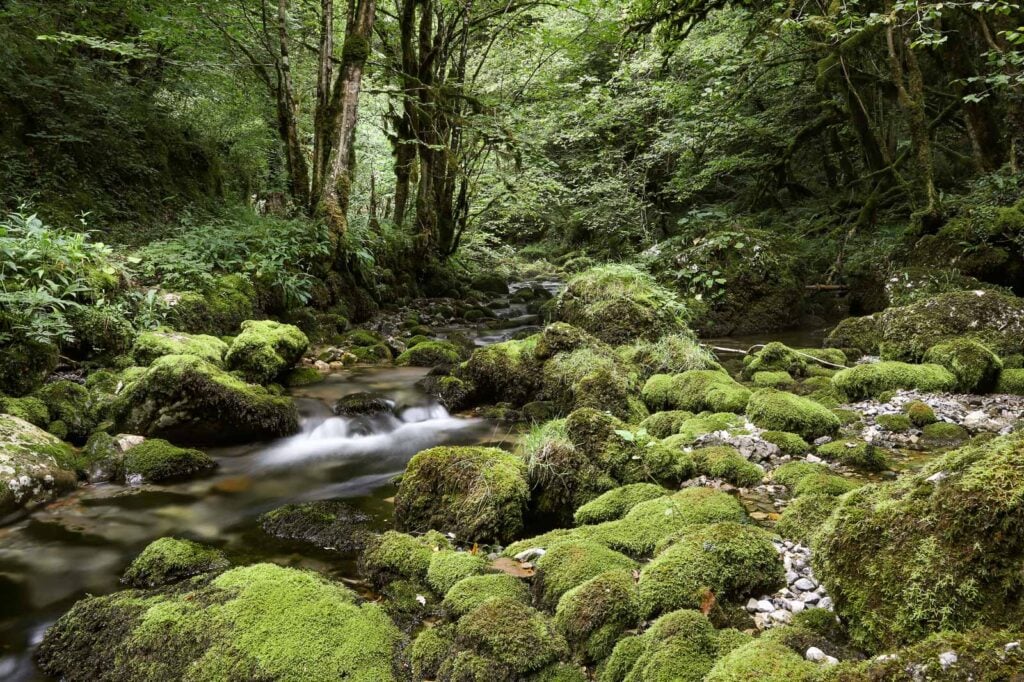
[805,646,827,662]
[756,599,775,613]
[513,547,546,562]
[793,577,816,591]
[332,392,393,417]
[123,438,217,483]
[259,500,372,552]
[0,415,78,515]
[939,651,958,670]
[225,320,309,384]
[132,330,228,367]
[122,537,229,588]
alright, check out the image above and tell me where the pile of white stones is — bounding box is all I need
[746,540,832,629]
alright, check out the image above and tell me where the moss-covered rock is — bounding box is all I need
[460,335,542,406]
[922,338,1003,393]
[122,537,229,588]
[743,343,847,379]
[441,573,531,618]
[258,500,371,553]
[875,413,911,432]
[64,305,135,360]
[995,368,1024,395]
[752,371,795,388]
[0,414,78,515]
[665,412,747,446]
[825,315,882,356]
[816,439,887,472]
[618,334,718,380]
[775,494,840,545]
[35,563,403,681]
[905,399,937,425]
[638,410,694,438]
[921,421,970,447]
[0,338,59,397]
[692,446,763,487]
[122,438,216,483]
[283,365,324,387]
[573,483,668,525]
[831,361,956,400]
[746,388,840,441]
[759,430,809,455]
[411,624,456,680]
[554,568,640,663]
[452,598,568,678]
[395,340,462,367]
[34,380,97,444]
[642,370,751,414]
[112,354,299,445]
[225,320,309,384]
[0,395,50,427]
[132,330,229,367]
[533,539,636,610]
[704,637,819,682]
[426,550,488,595]
[814,431,1024,650]
[395,446,529,543]
[359,530,451,587]
[541,346,647,422]
[637,522,783,617]
[166,274,256,336]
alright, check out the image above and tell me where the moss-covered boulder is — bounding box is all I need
[554,568,640,663]
[759,430,810,455]
[426,550,488,595]
[746,388,840,441]
[395,340,462,367]
[34,380,98,444]
[814,431,1024,650]
[642,370,751,414]
[665,412,748,446]
[692,446,764,487]
[165,274,256,336]
[0,414,78,515]
[533,539,636,610]
[460,335,542,406]
[132,330,229,367]
[704,637,819,682]
[825,315,882,356]
[112,354,299,445]
[0,395,50,428]
[64,305,136,360]
[258,500,371,553]
[395,446,528,543]
[637,522,783,617]
[442,573,531,618]
[831,361,956,400]
[540,346,647,422]
[923,338,1003,393]
[225,320,309,384]
[775,494,840,545]
[816,439,888,472]
[122,537,230,588]
[359,530,451,587]
[573,483,668,525]
[35,563,403,681]
[123,438,216,483]
[618,333,718,380]
[0,338,59,397]
[906,399,937,425]
[996,368,1024,395]
[743,343,847,379]
[638,410,694,438]
[601,608,751,682]
[551,265,691,344]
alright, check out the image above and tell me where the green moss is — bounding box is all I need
[283,365,323,387]
[775,494,840,545]
[426,550,488,595]
[664,412,746,446]
[832,361,956,400]
[534,322,598,360]
[743,342,847,379]
[0,414,78,515]
[921,421,969,446]
[455,598,569,675]
[692,446,763,487]
[0,338,59,397]
[460,334,541,405]
[442,573,531,617]
[36,563,403,682]
[772,461,830,488]
[923,338,1003,393]
[637,523,783,617]
[359,530,450,587]
[705,638,819,681]
[395,446,529,543]
[410,625,456,680]
[530,662,588,682]
[132,330,229,367]
[642,370,751,414]
[905,399,937,426]
[552,264,691,344]
[534,539,636,610]
[799,375,846,408]
[639,410,694,438]
[167,274,256,336]
[814,431,1024,650]
[573,483,668,525]
[752,371,795,388]
[996,368,1024,394]
[122,438,216,483]
[817,439,888,472]
[33,380,97,444]
[554,569,640,663]
[0,395,50,427]
[65,305,135,359]
[760,430,809,455]
[224,320,309,385]
[112,354,299,445]
[618,333,718,380]
[122,537,229,588]
[746,388,840,440]
[825,315,882,355]
[794,472,859,497]
[258,500,370,552]
[395,340,462,367]
[541,346,647,422]
[875,413,911,432]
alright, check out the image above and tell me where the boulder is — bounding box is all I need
[225,320,309,384]
[121,537,229,588]
[0,414,77,516]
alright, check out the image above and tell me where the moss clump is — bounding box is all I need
[663,412,746,446]
[743,342,846,379]
[359,530,450,587]
[166,274,256,336]
[921,421,970,446]
[875,413,911,432]
[454,598,569,676]
[799,375,846,408]
[814,431,1024,650]
[225,320,309,384]
[442,573,531,617]
[775,494,840,545]
[745,388,840,441]
[638,410,694,438]
[410,624,455,680]
[995,368,1024,395]
[817,439,888,472]
[36,563,403,682]
[637,522,783,617]
[602,609,751,682]
[825,315,882,355]
[0,395,50,427]
[923,338,1003,393]
[642,370,751,414]
[759,430,809,455]
[0,414,78,515]
[122,438,216,483]
[832,361,956,400]
[122,537,229,588]
[618,333,718,380]
[132,330,229,367]
[905,399,937,425]
[692,446,763,487]
[534,322,598,360]
[704,638,819,682]
[794,472,859,497]
[551,264,691,344]
[772,461,831,488]
[554,569,640,663]
[395,446,529,543]
[541,346,647,422]
[426,550,488,595]
[752,371,794,388]
[112,354,299,445]
[258,500,370,553]
[460,335,542,405]
[533,539,636,610]
[65,305,135,360]
[34,380,97,444]
[395,340,462,367]
[573,483,668,525]
[283,365,323,387]
[0,338,59,397]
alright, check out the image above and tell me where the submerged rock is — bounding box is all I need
[259,499,372,553]
[333,392,394,417]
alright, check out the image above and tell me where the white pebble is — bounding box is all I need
[938,651,958,670]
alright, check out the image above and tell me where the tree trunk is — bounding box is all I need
[310,0,335,204]
[274,0,310,207]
